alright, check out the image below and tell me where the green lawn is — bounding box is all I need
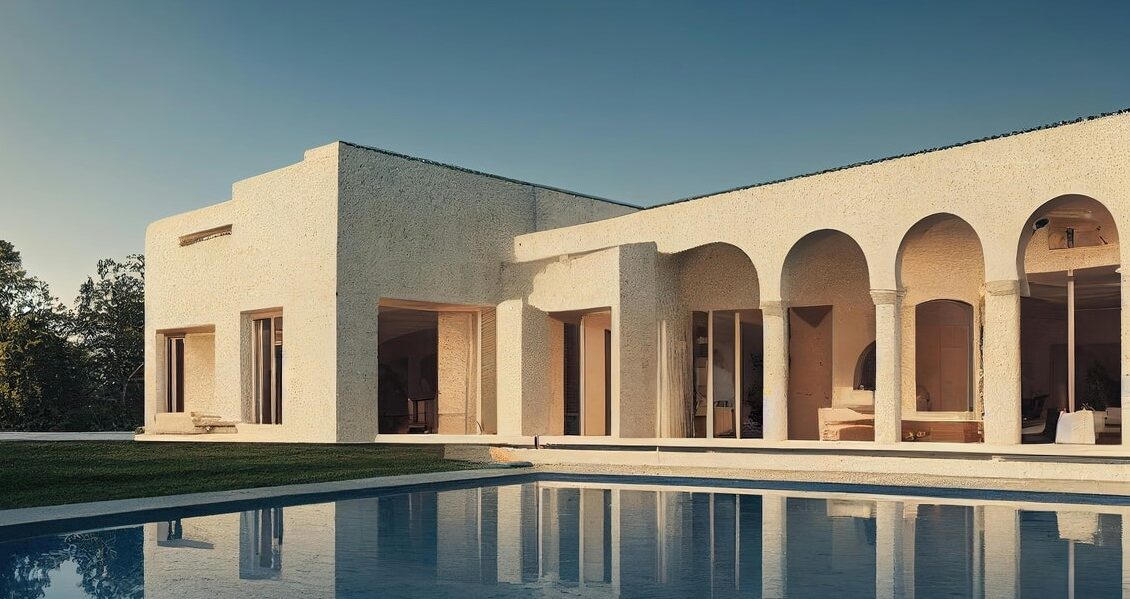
[0,442,476,510]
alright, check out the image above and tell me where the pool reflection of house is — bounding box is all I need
[130,483,1130,598]
[142,504,333,598]
[143,109,1130,465]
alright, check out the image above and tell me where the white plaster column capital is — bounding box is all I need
[870,288,905,306]
[760,299,787,318]
[986,279,1021,296]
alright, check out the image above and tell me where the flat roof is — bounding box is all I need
[338,141,641,210]
[346,105,1130,211]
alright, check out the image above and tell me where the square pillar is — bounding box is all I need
[983,280,1022,445]
[1122,272,1130,446]
[762,301,789,441]
[1121,510,1130,598]
[615,243,659,438]
[437,312,477,434]
[875,501,909,599]
[871,289,903,444]
[761,494,787,597]
[982,505,1020,599]
[495,298,552,436]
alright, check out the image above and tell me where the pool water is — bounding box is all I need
[1,478,1125,598]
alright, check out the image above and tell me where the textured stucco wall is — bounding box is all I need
[148,141,635,442]
[502,243,659,437]
[514,112,1130,291]
[782,230,876,408]
[673,243,759,312]
[183,333,216,415]
[335,143,638,441]
[437,311,477,434]
[145,145,340,441]
[149,112,1130,446]
[897,215,985,417]
[513,112,1130,444]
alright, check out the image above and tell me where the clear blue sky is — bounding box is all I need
[1,0,1128,304]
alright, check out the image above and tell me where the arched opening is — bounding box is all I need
[914,300,974,412]
[782,230,874,441]
[666,243,762,439]
[1019,195,1120,443]
[854,341,876,391]
[896,213,985,442]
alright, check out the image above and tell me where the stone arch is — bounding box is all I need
[673,242,759,311]
[663,242,762,439]
[1017,195,1121,427]
[1017,194,1120,288]
[781,229,874,440]
[896,214,986,421]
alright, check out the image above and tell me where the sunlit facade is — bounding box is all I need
[143,111,1130,456]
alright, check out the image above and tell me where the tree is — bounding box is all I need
[69,255,145,430]
[0,240,54,319]
[0,241,83,431]
[0,241,145,431]
[0,313,85,430]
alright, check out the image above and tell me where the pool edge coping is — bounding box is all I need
[0,467,538,537]
[5,465,1130,541]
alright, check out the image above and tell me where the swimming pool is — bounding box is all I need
[1,474,1126,598]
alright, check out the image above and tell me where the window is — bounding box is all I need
[165,336,185,412]
[692,309,763,439]
[253,314,283,424]
[179,224,232,246]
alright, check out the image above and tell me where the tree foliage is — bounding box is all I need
[70,255,146,429]
[0,240,145,431]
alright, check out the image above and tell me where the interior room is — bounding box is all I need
[669,242,762,440]
[159,327,217,417]
[782,230,875,441]
[896,214,985,443]
[690,310,763,438]
[377,300,490,435]
[554,309,613,436]
[378,306,438,434]
[1019,195,1121,444]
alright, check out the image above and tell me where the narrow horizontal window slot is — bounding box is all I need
[179,224,232,246]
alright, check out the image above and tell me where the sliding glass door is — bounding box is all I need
[165,336,185,413]
[692,310,763,439]
[253,314,283,424]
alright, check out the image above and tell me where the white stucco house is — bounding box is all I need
[143,109,1130,459]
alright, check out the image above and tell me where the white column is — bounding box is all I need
[875,501,906,599]
[1121,510,1130,599]
[496,484,523,584]
[983,280,1022,445]
[611,489,621,594]
[983,505,1020,599]
[1121,272,1130,446]
[871,289,903,444]
[762,300,789,441]
[762,494,787,598]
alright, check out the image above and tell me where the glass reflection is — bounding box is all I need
[1,482,1127,598]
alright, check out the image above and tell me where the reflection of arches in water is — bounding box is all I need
[854,341,876,391]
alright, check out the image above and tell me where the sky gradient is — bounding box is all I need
[2,0,1129,303]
